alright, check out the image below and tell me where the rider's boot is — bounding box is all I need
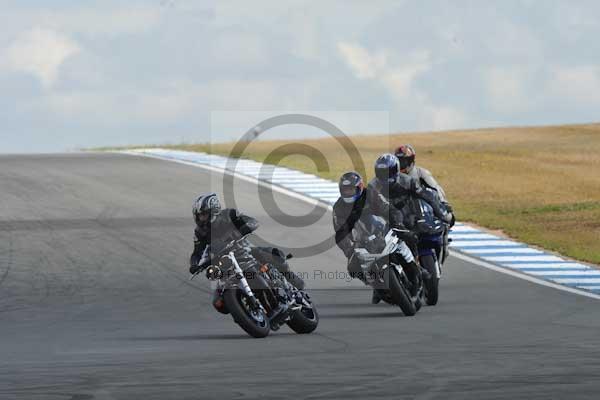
[371,289,381,304]
[420,265,432,281]
[405,261,421,297]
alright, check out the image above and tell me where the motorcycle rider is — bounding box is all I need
[332,172,369,270]
[394,144,448,204]
[366,154,455,297]
[189,193,305,312]
[332,172,377,303]
[368,153,454,232]
[395,144,454,264]
[332,171,416,304]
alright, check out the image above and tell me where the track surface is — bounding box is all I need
[1,153,600,400]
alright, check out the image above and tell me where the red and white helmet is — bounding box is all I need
[394,144,416,174]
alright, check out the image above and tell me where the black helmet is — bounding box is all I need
[394,144,416,173]
[193,192,221,226]
[374,153,399,185]
[338,171,364,204]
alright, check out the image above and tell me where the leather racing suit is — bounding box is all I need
[332,188,418,290]
[406,166,447,203]
[190,208,304,290]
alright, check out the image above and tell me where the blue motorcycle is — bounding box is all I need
[416,190,451,306]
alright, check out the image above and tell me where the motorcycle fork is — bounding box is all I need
[429,251,442,278]
[228,252,265,313]
[254,271,281,314]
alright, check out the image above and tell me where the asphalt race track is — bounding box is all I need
[2,153,600,400]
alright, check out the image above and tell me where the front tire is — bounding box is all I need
[386,267,417,316]
[224,289,270,338]
[421,255,439,306]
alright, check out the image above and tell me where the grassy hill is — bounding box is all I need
[158,123,600,264]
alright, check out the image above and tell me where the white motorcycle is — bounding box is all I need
[351,217,423,316]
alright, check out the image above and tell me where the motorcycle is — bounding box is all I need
[196,235,319,338]
[351,216,423,316]
[416,189,451,306]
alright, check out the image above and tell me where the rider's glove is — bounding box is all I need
[396,230,419,245]
[343,247,354,259]
[442,212,454,225]
[416,220,435,235]
[442,202,454,213]
[189,263,203,275]
[443,212,455,227]
[190,250,211,275]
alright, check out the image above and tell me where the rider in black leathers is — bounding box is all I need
[333,171,421,303]
[189,193,305,294]
[367,153,454,239]
[332,172,370,261]
[366,154,455,296]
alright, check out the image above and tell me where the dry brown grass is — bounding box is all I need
[167,123,600,264]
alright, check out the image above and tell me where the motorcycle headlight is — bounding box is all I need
[220,256,233,268]
[205,265,223,281]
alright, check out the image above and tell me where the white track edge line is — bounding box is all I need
[450,251,600,300]
[120,151,333,212]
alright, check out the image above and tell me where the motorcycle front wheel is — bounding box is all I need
[420,255,439,306]
[224,289,270,338]
[385,267,417,316]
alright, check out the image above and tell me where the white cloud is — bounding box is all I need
[337,42,387,79]
[32,75,317,126]
[553,2,600,42]
[485,21,543,61]
[2,5,163,38]
[381,50,431,100]
[210,32,269,68]
[338,42,431,100]
[338,42,468,131]
[40,83,206,122]
[427,105,468,131]
[208,77,321,111]
[548,65,600,105]
[3,28,80,88]
[42,91,111,116]
[70,6,162,36]
[289,15,320,61]
[483,66,535,114]
[4,1,600,152]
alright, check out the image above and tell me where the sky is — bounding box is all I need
[1,0,600,153]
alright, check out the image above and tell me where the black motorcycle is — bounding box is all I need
[196,235,319,338]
